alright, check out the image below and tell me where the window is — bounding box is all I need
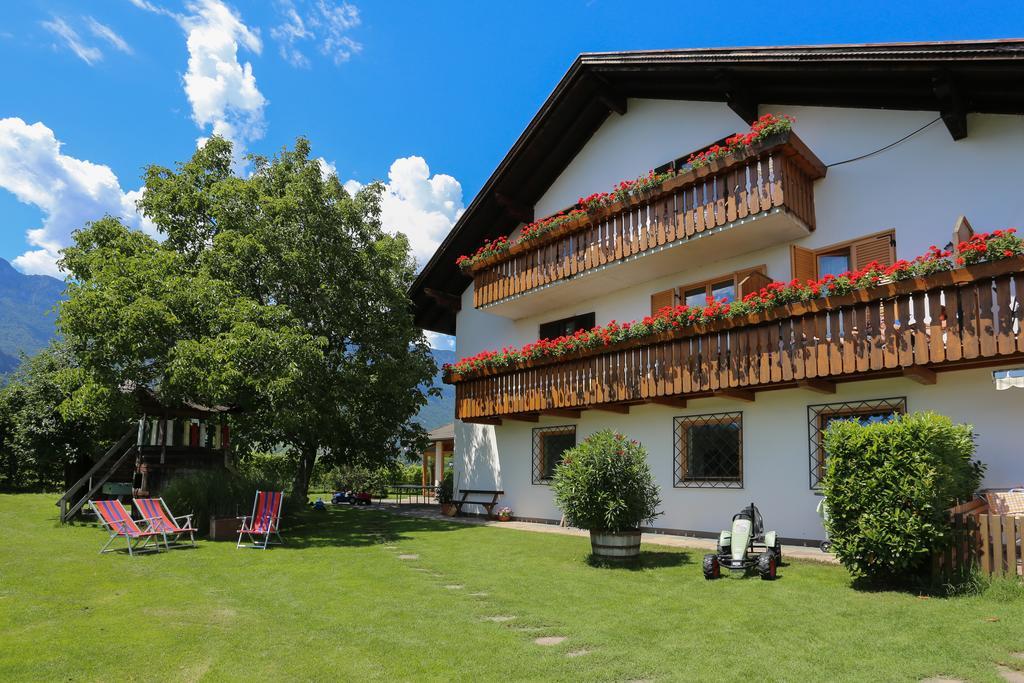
[807,397,906,488]
[673,412,743,488]
[651,266,769,315]
[539,312,595,340]
[791,230,896,282]
[532,425,576,484]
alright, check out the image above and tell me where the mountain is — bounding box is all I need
[0,255,456,428]
[418,348,456,431]
[0,258,64,376]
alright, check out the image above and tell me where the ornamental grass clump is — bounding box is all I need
[552,430,661,533]
[821,412,984,586]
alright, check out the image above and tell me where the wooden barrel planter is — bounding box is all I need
[590,530,642,559]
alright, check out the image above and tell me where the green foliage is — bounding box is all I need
[236,451,296,485]
[160,469,294,535]
[57,136,437,497]
[552,430,661,532]
[435,469,454,505]
[0,343,130,491]
[822,412,984,584]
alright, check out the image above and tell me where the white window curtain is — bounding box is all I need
[994,369,1024,391]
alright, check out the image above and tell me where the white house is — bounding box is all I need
[411,40,1024,543]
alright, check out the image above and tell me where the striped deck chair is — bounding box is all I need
[91,499,167,556]
[237,491,285,549]
[134,498,197,548]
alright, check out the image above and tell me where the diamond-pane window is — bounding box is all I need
[807,397,906,489]
[532,425,576,485]
[673,412,743,488]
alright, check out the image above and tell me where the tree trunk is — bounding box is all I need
[292,447,317,500]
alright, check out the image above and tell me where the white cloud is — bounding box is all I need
[132,0,266,165]
[42,16,102,65]
[270,3,312,67]
[347,156,464,269]
[0,118,155,276]
[315,156,337,180]
[85,17,133,54]
[424,331,455,351]
[270,0,362,68]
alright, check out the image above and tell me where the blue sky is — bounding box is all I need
[2,0,1022,346]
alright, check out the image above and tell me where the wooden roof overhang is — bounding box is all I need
[410,39,1024,334]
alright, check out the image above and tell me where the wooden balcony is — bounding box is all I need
[470,131,825,318]
[450,257,1024,421]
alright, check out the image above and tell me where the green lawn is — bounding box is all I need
[2,494,1023,682]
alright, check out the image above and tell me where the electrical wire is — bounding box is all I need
[825,116,943,168]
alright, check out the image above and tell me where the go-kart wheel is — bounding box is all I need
[702,554,720,580]
[820,540,832,553]
[757,552,777,580]
[773,543,783,565]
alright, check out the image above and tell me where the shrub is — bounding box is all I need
[435,469,454,505]
[822,412,984,584]
[552,430,661,532]
[161,470,295,535]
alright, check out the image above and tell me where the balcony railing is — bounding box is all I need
[451,257,1024,421]
[470,131,825,311]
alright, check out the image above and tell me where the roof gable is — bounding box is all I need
[412,39,1024,334]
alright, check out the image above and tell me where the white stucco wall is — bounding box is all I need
[452,99,1024,538]
[457,369,1024,541]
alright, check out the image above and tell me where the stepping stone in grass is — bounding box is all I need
[444,585,464,590]
[397,554,419,560]
[1013,654,1024,661]
[534,636,566,646]
[997,666,1024,683]
[920,678,966,683]
[565,649,590,658]
[483,615,515,622]
[468,592,488,597]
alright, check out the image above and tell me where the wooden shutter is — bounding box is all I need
[791,245,817,283]
[737,269,772,298]
[651,288,676,315]
[852,231,896,270]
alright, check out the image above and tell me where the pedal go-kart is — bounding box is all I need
[703,503,781,580]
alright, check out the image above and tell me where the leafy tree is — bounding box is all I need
[58,137,435,497]
[0,343,129,491]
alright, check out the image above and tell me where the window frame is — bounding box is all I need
[673,412,744,488]
[806,397,907,489]
[538,312,595,341]
[532,425,576,485]
[677,266,767,307]
[791,229,896,281]
[653,265,768,315]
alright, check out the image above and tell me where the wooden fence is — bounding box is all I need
[454,257,1024,420]
[472,144,820,308]
[935,499,1024,579]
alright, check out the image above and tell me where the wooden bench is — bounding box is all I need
[453,489,504,518]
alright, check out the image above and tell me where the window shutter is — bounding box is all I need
[736,269,772,298]
[852,232,896,270]
[650,288,676,315]
[791,245,817,283]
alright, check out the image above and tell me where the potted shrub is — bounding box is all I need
[436,470,456,516]
[552,430,661,559]
[497,506,512,522]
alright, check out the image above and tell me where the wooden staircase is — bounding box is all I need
[56,427,138,523]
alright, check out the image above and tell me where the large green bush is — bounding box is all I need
[161,470,295,535]
[822,412,984,584]
[552,430,661,533]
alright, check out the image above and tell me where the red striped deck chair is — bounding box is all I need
[134,498,197,548]
[90,499,167,556]
[237,491,285,549]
